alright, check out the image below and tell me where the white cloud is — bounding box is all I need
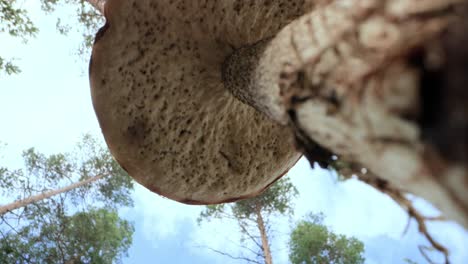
[120,157,467,263]
[125,184,254,262]
[290,159,407,237]
[286,158,467,263]
[125,184,202,242]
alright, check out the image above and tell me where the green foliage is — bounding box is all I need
[0,208,133,263]
[289,213,365,264]
[198,177,298,263]
[0,0,38,74]
[0,0,38,39]
[0,57,21,74]
[38,0,104,56]
[0,135,134,263]
[1,134,133,209]
[199,178,298,224]
[74,134,134,208]
[233,178,298,219]
[0,0,104,75]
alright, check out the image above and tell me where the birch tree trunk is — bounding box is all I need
[224,0,468,228]
[255,203,273,264]
[0,174,106,215]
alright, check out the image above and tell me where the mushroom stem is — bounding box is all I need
[222,0,468,227]
[222,0,374,124]
[223,39,289,125]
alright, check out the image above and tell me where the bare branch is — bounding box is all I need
[0,215,21,236]
[238,222,263,251]
[238,243,264,259]
[418,246,438,264]
[397,195,449,264]
[338,165,450,264]
[204,246,262,264]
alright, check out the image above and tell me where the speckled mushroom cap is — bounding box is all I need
[90,0,308,204]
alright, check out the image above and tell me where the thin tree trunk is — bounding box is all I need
[86,0,106,15]
[223,0,468,227]
[0,174,106,215]
[254,203,273,264]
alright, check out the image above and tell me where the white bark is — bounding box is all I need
[224,0,468,227]
[255,204,273,264]
[0,174,106,215]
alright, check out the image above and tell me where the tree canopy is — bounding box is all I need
[0,208,133,263]
[200,177,298,221]
[0,0,103,74]
[289,213,365,264]
[0,135,134,263]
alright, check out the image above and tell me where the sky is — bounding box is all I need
[0,2,467,264]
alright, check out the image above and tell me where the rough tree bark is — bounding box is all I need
[86,0,106,15]
[255,203,273,264]
[0,174,105,215]
[224,0,468,228]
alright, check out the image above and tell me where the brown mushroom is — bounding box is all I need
[90,0,313,204]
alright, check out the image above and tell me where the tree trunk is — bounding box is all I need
[255,203,273,264]
[86,0,106,15]
[0,174,106,215]
[223,0,468,227]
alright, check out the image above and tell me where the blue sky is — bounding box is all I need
[0,2,467,263]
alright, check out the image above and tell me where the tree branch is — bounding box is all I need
[0,215,21,236]
[238,243,264,259]
[204,246,262,264]
[0,174,106,215]
[225,236,264,259]
[393,193,449,264]
[238,222,263,251]
[85,0,105,15]
[339,165,450,264]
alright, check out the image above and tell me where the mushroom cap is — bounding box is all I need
[90,0,307,204]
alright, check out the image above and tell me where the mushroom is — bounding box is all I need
[90,0,313,204]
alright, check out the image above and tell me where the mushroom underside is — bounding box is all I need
[90,0,311,204]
